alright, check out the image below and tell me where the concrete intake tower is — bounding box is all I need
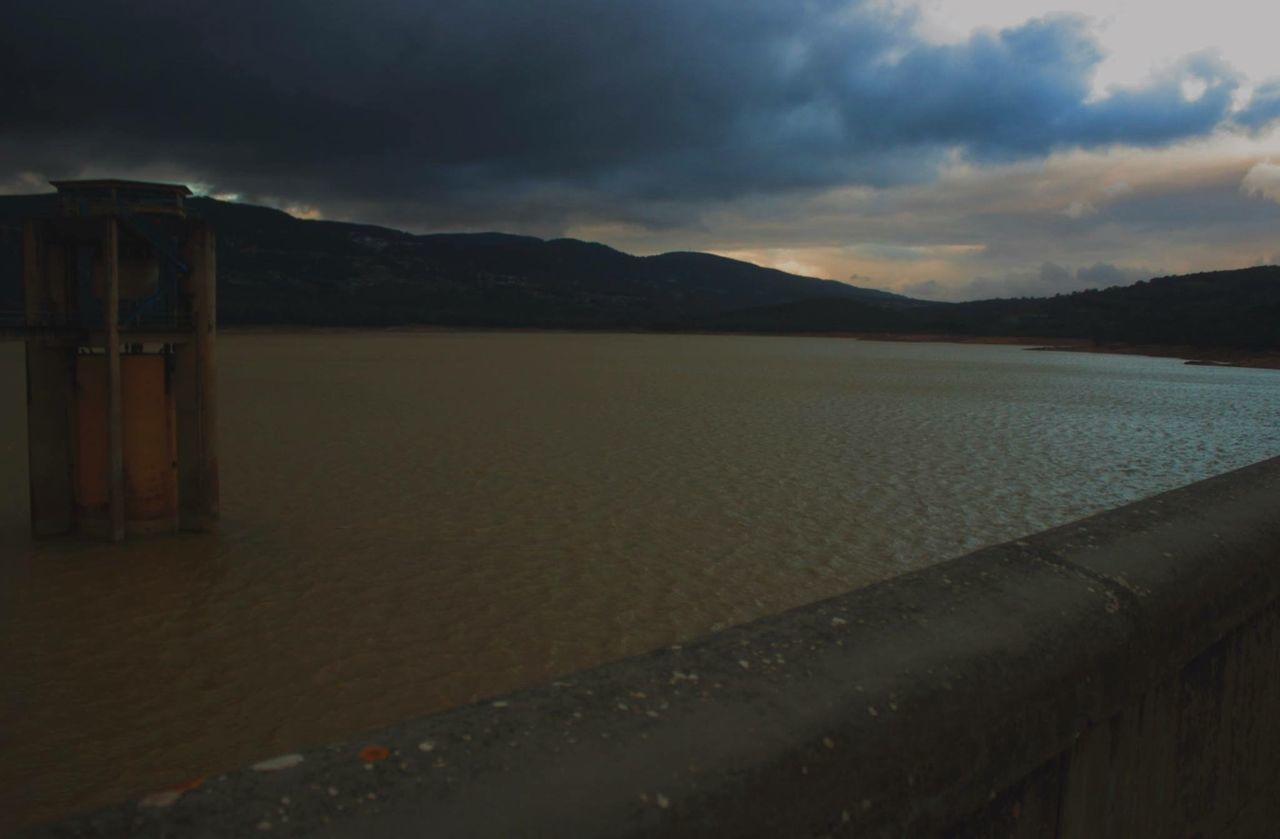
[20,180,217,540]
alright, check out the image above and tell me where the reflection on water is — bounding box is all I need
[2,332,1277,828]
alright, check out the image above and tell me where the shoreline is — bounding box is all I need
[218,326,1280,371]
[844,332,1280,370]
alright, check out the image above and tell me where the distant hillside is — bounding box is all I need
[2,193,1276,351]
[923,268,1280,349]
[658,296,918,334]
[668,267,1280,351]
[0,194,903,328]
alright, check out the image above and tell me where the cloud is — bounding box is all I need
[1241,161,1280,203]
[1103,181,1134,198]
[0,1,1247,233]
[1062,179,1138,219]
[649,142,1280,301]
[1235,80,1280,131]
[903,261,1151,301]
[1063,200,1096,219]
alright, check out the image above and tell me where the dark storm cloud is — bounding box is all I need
[0,0,1244,228]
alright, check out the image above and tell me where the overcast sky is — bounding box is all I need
[3,0,1277,300]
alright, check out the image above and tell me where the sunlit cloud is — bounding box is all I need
[898,0,1280,95]
[284,205,324,220]
[1241,161,1280,203]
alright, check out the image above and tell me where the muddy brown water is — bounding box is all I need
[3,331,1278,830]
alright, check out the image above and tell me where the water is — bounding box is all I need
[2,331,1277,828]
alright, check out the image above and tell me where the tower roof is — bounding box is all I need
[49,179,192,217]
[49,179,193,196]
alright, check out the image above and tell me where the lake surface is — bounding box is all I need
[2,331,1278,828]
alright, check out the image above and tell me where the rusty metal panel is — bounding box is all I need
[120,354,177,533]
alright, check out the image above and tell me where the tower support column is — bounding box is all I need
[105,217,125,542]
[24,221,76,536]
[177,220,218,531]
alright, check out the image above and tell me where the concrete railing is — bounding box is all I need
[25,457,1280,838]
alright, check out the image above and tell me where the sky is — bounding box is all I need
[2,0,1278,300]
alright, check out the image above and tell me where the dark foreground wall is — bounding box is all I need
[27,457,1280,838]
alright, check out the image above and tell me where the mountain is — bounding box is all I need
[658,296,919,334]
[2,193,1276,351]
[0,194,903,327]
[915,268,1280,349]
[682,267,1280,350]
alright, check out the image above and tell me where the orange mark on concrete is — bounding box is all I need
[168,776,206,792]
[358,745,390,763]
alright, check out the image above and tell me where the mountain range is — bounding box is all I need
[1,194,1276,351]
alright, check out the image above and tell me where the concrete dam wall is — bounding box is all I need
[28,456,1280,838]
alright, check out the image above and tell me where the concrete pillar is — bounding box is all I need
[105,217,125,542]
[25,220,70,326]
[24,221,76,536]
[177,221,218,531]
[74,354,110,535]
[26,344,76,536]
[23,222,46,323]
[196,223,219,525]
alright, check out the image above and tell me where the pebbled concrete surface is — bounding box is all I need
[20,456,1280,838]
